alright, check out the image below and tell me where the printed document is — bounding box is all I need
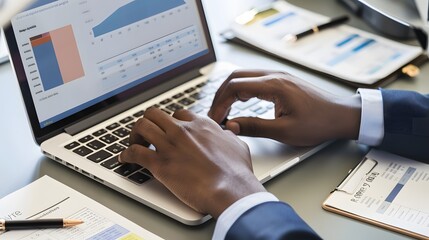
[0,176,163,240]
[324,149,429,239]
[230,1,423,84]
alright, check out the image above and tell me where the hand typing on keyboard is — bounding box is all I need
[208,70,362,147]
[119,107,265,218]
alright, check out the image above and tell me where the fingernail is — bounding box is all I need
[226,121,240,134]
[118,154,123,163]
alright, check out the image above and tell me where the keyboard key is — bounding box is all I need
[120,138,130,147]
[125,122,136,130]
[73,146,93,157]
[201,86,218,95]
[196,82,206,88]
[190,92,207,100]
[87,150,112,163]
[188,104,204,114]
[128,171,151,184]
[106,143,126,154]
[166,103,184,112]
[228,108,241,116]
[233,98,261,110]
[119,116,134,124]
[250,105,262,112]
[101,156,122,169]
[199,98,213,108]
[87,140,106,150]
[184,87,196,93]
[112,128,130,138]
[179,98,195,106]
[100,134,119,144]
[133,110,145,117]
[114,163,142,176]
[93,129,107,137]
[160,98,172,105]
[78,135,94,143]
[172,93,184,99]
[256,108,268,115]
[142,168,153,177]
[106,122,120,130]
[64,141,80,150]
[161,109,172,115]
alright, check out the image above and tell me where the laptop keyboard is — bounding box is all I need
[63,75,274,185]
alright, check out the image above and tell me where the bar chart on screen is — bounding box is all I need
[29,25,85,91]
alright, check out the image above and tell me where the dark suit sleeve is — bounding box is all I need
[225,202,321,240]
[377,89,429,161]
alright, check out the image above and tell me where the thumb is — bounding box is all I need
[226,117,279,139]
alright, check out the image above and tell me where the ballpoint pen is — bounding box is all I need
[0,218,84,231]
[282,15,350,43]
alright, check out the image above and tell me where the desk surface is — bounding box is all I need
[1,0,428,239]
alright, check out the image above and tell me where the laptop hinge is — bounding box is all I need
[64,69,202,136]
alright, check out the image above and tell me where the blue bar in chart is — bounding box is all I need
[328,38,376,66]
[93,0,186,37]
[26,0,58,10]
[377,167,416,214]
[31,34,63,91]
[335,34,359,47]
[263,12,295,27]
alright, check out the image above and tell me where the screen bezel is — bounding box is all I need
[4,0,216,145]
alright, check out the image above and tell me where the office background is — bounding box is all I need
[1,0,427,239]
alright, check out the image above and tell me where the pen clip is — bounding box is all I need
[334,157,378,194]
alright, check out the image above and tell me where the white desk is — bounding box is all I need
[1,0,428,239]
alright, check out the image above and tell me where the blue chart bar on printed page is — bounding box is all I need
[93,0,186,37]
[328,38,376,66]
[263,12,295,27]
[336,34,359,47]
[26,0,58,10]
[376,167,416,214]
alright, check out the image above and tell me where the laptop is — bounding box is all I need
[4,0,327,225]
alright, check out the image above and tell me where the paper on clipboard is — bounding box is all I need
[323,149,429,239]
[228,1,424,85]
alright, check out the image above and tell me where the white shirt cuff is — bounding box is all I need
[357,88,384,146]
[212,192,279,240]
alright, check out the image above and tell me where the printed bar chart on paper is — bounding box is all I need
[92,0,186,37]
[323,149,429,239]
[30,25,84,91]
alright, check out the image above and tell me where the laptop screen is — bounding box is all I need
[6,0,214,140]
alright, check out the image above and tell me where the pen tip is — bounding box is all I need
[282,34,297,43]
[63,219,84,227]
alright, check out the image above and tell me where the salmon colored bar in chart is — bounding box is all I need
[50,25,84,83]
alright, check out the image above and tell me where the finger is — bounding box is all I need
[119,144,159,171]
[226,117,282,140]
[130,117,167,150]
[216,69,274,95]
[209,76,278,123]
[172,109,198,122]
[144,107,178,133]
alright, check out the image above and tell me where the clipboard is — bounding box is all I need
[323,149,429,239]
[222,1,428,88]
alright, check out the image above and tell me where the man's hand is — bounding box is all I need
[119,108,265,219]
[208,70,362,146]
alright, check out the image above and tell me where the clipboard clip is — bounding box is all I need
[334,157,378,194]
